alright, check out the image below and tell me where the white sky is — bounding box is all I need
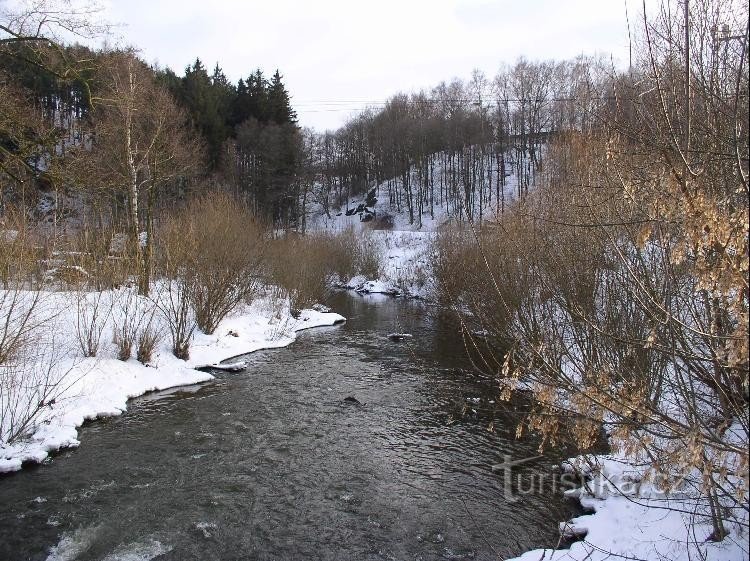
[101,0,633,131]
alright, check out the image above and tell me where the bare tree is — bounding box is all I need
[437,0,748,549]
[90,50,202,295]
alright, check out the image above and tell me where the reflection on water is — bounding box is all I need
[0,292,580,560]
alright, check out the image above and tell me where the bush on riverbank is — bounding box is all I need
[267,228,383,312]
[0,190,353,452]
[158,192,266,336]
[0,185,383,367]
[433,100,748,555]
[431,2,749,545]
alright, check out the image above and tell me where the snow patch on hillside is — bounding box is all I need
[308,152,520,234]
[336,230,433,299]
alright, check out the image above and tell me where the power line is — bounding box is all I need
[292,95,622,113]
[292,90,748,113]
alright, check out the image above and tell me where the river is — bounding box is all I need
[0,292,580,560]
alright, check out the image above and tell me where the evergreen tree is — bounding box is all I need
[157,66,182,98]
[267,70,297,125]
[180,58,230,168]
[152,58,302,222]
[247,70,268,123]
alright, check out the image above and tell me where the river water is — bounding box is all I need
[0,292,580,561]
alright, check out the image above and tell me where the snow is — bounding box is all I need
[5,154,744,561]
[0,288,345,474]
[507,451,749,561]
[185,302,344,367]
[335,230,434,299]
[307,169,749,560]
[307,150,519,234]
[354,278,401,296]
[303,151,519,301]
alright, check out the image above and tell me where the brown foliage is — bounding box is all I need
[434,0,749,541]
[267,229,382,312]
[155,191,265,361]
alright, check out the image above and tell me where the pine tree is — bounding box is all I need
[247,70,268,123]
[180,58,230,168]
[230,78,249,127]
[267,70,297,125]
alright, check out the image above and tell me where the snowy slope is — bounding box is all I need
[306,154,517,299]
[306,159,749,561]
[307,150,520,233]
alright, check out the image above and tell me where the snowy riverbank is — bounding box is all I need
[508,446,748,561]
[331,226,749,561]
[0,289,344,474]
[340,230,434,299]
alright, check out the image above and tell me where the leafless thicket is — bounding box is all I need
[154,191,264,358]
[267,228,382,312]
[0,1,109,448]
[435,0,748,545]
[173,192,265,335]
[0,216,76,447]
[88,50,203,296]
[0,332,78,445]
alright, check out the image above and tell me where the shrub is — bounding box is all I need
[431,214,536,345]
[1,340,76,446]
[267,233,332,312]
[266,229,382,311]
[352,230,382,279]
[136,324,161,364]
[155,218,197,360]
[74,289,112,358]
[181,193,266,334]
[67,225,137,291]
[0,207,40,291]
[155,190,266,358]
[111,286,160,362]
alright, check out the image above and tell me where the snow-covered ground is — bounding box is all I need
[341,230,434,299]
[7,159,746,561]
[308,153,519,301]
[508,449,748,561]
[0,288,344,474]
[308,150,519,234]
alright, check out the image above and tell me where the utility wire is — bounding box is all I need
[292,90,747,112]
[292,96,619,113]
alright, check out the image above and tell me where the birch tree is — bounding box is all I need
[91,50,201,294]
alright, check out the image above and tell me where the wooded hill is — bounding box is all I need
[2,13,627,235]
[1,39,300,227]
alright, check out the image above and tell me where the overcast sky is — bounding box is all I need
[101,0,633,132]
